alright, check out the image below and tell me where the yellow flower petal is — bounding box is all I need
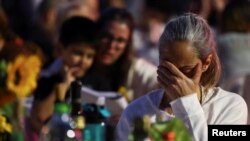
[6,54,42,97]
[0,115,12,133]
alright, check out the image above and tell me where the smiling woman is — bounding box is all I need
[115,13,248,141]
[81,7,158,102]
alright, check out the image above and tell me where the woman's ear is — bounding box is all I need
[202,54,212,72]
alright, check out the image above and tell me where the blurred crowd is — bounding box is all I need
[0,0,250,140]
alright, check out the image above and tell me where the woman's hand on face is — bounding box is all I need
[157,61,202,102]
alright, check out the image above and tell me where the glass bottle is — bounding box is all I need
[42,101,72,141]
[69,80,85,141]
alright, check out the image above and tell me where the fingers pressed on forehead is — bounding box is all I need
[157,68,173,82]
[157,65,172,75]
[157,75,166,87]
[157,75,173,87]
[157,75,163,83]
[163,61,184,78]
[158,68,170,78]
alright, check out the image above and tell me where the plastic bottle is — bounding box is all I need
[83,104,111,141]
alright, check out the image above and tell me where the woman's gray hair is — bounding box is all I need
[159,13,221,89]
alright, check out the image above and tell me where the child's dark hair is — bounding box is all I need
[59,16,97,48]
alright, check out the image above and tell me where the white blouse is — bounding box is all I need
[115,87,248,141]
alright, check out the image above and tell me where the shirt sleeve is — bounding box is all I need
[170,94,208,141]
[170,92,248,141]
[115,110,132,141]
[210,94,248,124]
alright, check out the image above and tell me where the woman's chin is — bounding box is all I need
[101,59,113,66]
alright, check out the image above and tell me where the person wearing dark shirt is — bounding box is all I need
[27,16,98,135]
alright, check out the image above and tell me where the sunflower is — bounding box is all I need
[6,54,42,97]
[0,114,12,133]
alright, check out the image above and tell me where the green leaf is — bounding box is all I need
[149,118,192,141]
[0,60,7,71]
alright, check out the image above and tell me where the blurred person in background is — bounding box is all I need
[199,0,228,26]
[54,0,100,59]
[1,0,100,69]
[217,0,250,86]
[132,0,205,66]
[217,0,250,124]
[0,2,29,45]
[99,0,126,10]
[1,0,35,39]
[199,0,229,38]
[81,7,158,104]
[57,0,100,25]
[132,0,171,66]
[28,0,62,68]
[27,16,98,140]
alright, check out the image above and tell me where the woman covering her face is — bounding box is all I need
[115,13,248,141]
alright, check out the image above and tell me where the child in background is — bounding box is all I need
[26,16,98,140]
